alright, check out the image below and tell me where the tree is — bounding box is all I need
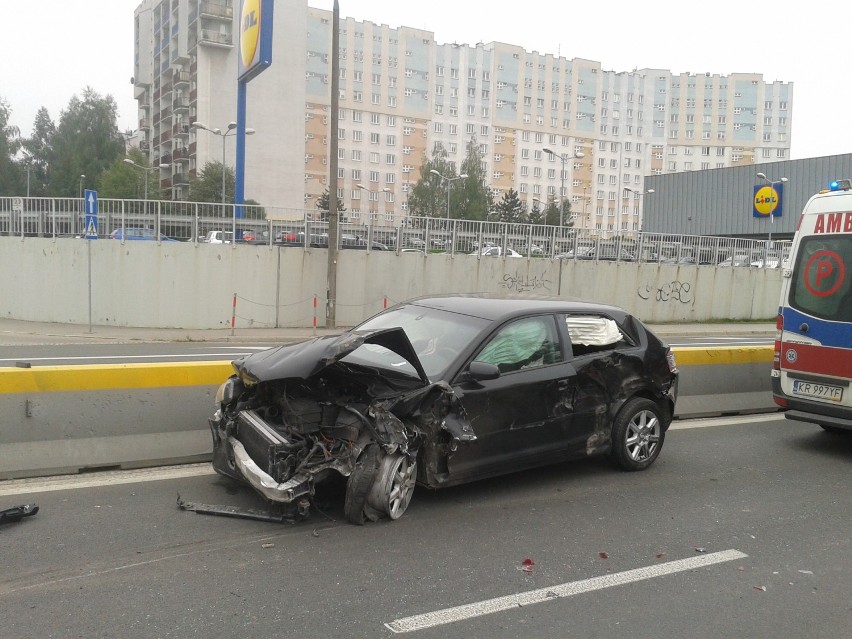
[528,199,545,225]
[0,97,23,196]
[456,136,493,220]
[539,198,561,226]
[21,107,55,197]
[97,147,168,199]
[316,188,347,221]
[49,88,125,197]
[407,143,451,219]
[493,188,526,223]
[188,161,232,203]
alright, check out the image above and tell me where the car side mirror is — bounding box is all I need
[467,361,501,381]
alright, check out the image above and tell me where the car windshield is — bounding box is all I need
[348,304,490,380]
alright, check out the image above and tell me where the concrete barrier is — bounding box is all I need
[0,347,776,480]
[0,237,783,328]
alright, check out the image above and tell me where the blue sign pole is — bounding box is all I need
[83,189,98,333]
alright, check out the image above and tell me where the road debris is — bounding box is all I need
[518,559,535,572]
[0,504,39,525]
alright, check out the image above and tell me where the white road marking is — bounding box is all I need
[0,463,215,497]
[385,549,748,633]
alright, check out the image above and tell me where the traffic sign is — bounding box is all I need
[84,189,98,239]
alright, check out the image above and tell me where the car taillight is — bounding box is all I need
[773,395,788,408]
[773,313,783,370]
[665,348,678,374]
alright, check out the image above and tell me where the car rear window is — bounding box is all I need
[564,314,633,356]
[789,234,852,322]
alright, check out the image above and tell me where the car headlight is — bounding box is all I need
[215,377,245,408]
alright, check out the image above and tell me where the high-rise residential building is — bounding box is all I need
[133,0,793,230]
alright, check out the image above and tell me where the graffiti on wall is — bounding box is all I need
[637,281,694,304]
[501,271,553,293]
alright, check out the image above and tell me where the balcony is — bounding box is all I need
[174,96,190,112]
[139,118,151,130]
[174,70,190,87]
[200,1,233,20]
[174,123,190,137]
[199,29,232,47]
[172,173,189,186]
[172,147,190,162]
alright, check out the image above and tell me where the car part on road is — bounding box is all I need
[0,503,39,525]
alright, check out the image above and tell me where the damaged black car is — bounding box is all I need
[204,295,678,525]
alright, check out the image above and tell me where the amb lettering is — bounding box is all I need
[243,10,257,31]
[813,211,852,234]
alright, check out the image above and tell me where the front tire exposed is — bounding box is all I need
[344,445,381,525]
[611,398,665,471]
[367,453,417,520]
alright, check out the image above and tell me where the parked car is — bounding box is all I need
[474,246,524,258]
[575,247,637,262]
[109,228,177,241]
[203,230,233,244]
[717,254,752,267]
[203,295,678,525]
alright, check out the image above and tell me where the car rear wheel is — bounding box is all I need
[367,453,417,520]
[611,398,665,471]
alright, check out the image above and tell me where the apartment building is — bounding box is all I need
[133,0,793,229]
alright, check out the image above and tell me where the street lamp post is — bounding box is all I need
[429,169,468,224]
[357,183,391,219]
[123,158,171,200]
[192,121,256,204]
[624,187,654,232]
[79,174,86,198]
[756,172,788,246]
[543,148,584,227]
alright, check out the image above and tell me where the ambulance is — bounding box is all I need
[772,179,852,431]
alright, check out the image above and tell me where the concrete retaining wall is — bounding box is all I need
[0,347,775,480]
[0,237,783,329]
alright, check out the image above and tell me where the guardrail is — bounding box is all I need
[0,196,790,265]
[0,346,776,480]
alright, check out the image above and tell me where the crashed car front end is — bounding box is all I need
[207,328,474,524]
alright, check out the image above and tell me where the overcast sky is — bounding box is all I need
[1,1,845,161]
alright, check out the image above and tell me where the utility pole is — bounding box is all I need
[326,0,340,328]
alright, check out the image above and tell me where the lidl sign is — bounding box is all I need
[753,183,783,218]
[238,0,273,82]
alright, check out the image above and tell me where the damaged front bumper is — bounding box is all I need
[228,436,312,504]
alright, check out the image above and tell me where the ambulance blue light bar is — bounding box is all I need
[828,179,852,191]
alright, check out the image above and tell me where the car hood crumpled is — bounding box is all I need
[232,327,430,385]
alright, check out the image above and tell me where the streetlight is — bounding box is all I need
[124,158,171,200]
[357,183,391,223]
[543,148,584,227]
[430,169,468,223]
[756,172,788,245]
[193,121,256,204]
[79,175,86,198]
[624,188,654,233]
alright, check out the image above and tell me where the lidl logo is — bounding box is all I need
[753,184,782,218]
[241,0,261,68]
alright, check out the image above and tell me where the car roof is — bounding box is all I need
[402,293,630,323]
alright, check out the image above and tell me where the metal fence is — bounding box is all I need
[0,196,790,266]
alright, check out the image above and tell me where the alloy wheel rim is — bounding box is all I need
[625,410,661,462]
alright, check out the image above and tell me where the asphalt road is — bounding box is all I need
[1,415,848,638]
